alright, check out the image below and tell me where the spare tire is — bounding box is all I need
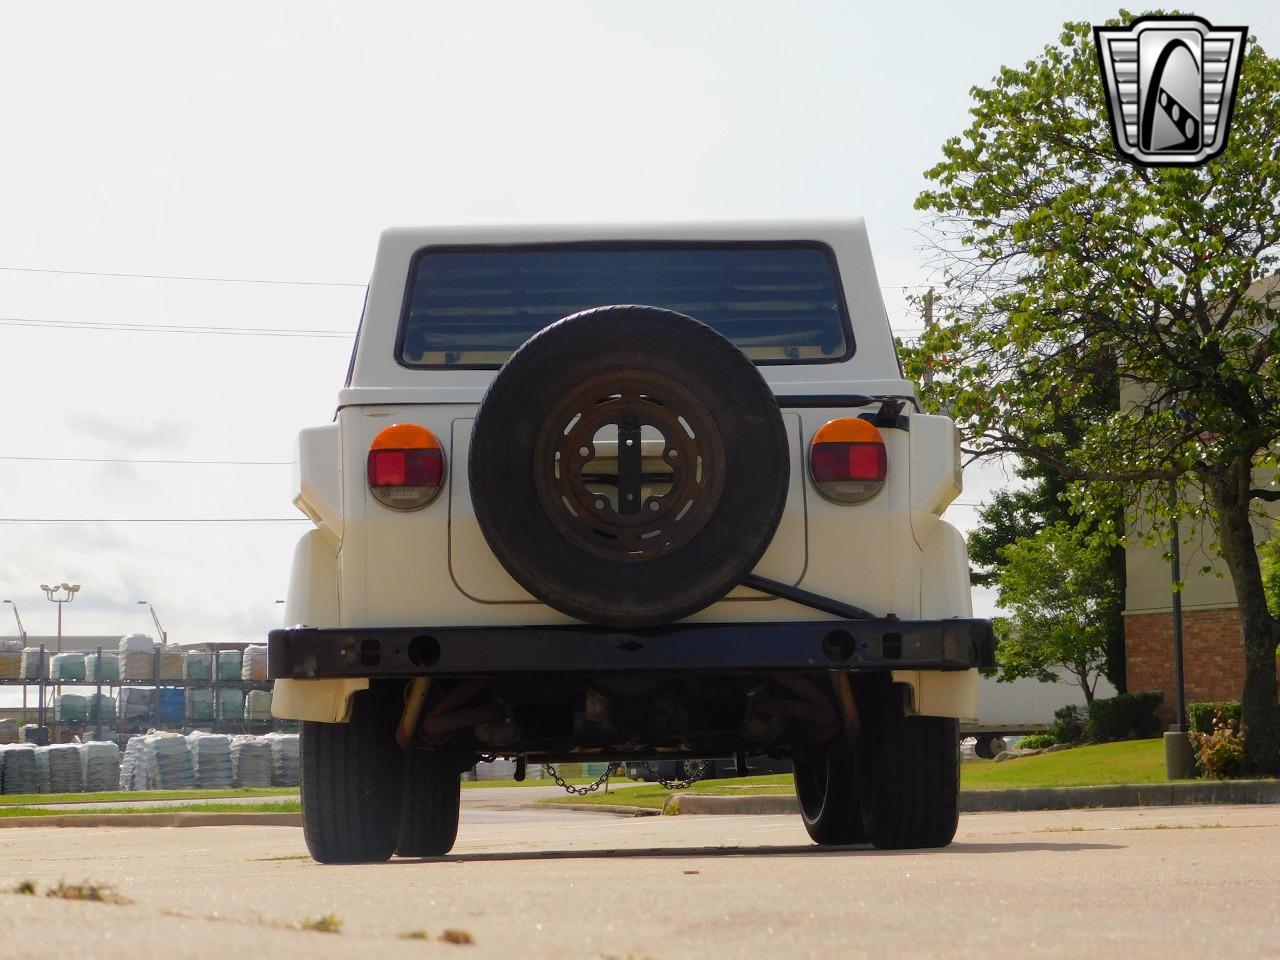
[469,305,789,627]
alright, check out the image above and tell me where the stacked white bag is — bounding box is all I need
[185,688,215,723]
[52,693,87,723]
[263,732,300,787]
[0,718,18,745]
[245,689,273,721]
[217,688,245,721]
[34,746,51,793]
[118,687,153,721]
[186,731,233,789]
[230,736,273,787]
[79,741,121,792]
[0,639,22,679]
[50,652,86,682]
[119,735,150,790]
[184,650,212,681]
[121,732,195,789]
[84,693,117,723]
[157,646,184,681]
[241,645,268,680]
[119,634,155,680]
[42,744,84,793]
[0,744,40,793]
[85,651,119,683]
[20,647,47,679]
[215,649,242,681]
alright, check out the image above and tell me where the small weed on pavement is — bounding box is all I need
[301,914,343,933]
[439,928,475,945]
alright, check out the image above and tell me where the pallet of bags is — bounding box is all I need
[216,649,242,681]
[157,646,184,681]
[118,634,155,680]
[0,639,21,679]
[41,744,84,793]
[217,688,245,721]
[186,732,233,789]
[184,650,212,681]
[263,732,299,787]
[155,688,185,726]
[118,687,153,722]
[80,741,121,792]
[84,693,117,723]
[34,745,50,793]
[241,645,268,681]
[245,689,272,721]
[119,735,150,790]
[50,652,86,682]
[20,647,47,680]
[53,693,87,723]
[0,718,18,745]
[140,732,195,789]
[0,744,40,794]
[185,688,215,724]
[85,651,119,683]
[230,735,273,787]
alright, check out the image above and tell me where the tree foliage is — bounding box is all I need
[906,12,1280,771]
[992,523,1119,704]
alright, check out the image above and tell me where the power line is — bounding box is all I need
[0,455,289,466]
[0,517,308,524]
[0,316,354,339]
[0,264,366,288]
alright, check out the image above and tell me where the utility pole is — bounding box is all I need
[922,287,936,387]
[2,599,25,640]
[40,583,79,652]
[138,600,168,646]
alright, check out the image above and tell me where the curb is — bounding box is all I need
[546,803,660,817]
[0,812,303,829]
[663,780,1280,816]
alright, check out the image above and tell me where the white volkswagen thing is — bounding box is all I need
[269,220,992,863]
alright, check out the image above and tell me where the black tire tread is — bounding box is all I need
[795,745,867,845]
[860,715,959,850]
[396,752,462,857]
[300,694,402,864]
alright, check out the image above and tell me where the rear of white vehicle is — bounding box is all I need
[269,221,992,863]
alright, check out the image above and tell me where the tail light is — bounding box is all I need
[809,417,887,504]
[367,423,444,510]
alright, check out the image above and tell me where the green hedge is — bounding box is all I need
[1086,692,1163,742]
[1187,701,1241,734]
[1018,733,1057,750]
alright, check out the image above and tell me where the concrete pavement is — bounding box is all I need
[1,800,1278,959]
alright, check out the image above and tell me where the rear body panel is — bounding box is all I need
[276,219,979,724]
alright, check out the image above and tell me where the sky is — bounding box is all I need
[1,0,1277,644]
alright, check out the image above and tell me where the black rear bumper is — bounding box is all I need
[267,618,995,680]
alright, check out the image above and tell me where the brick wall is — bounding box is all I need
[1125,607,1251,724]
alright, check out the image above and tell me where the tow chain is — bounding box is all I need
[642,760,708,790]
[544,762,615,796]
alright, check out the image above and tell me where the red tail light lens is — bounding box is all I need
[809,418,887,504]
[368,424,445,510]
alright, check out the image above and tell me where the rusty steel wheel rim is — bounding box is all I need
[532,370,727,562]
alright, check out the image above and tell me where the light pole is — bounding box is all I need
[40,583,79,652]
[2,599,25,640]
[137,600,167,646]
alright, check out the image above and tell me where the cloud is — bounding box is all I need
[68,412,195,453]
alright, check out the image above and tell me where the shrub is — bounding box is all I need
[1085,692,1163,742]
[1187,701,1241,735]
[1018,733,1057,750]
[1051,704,1086,744]
[1188,722,1247,779]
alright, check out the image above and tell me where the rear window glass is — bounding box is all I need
[397,242,852,368]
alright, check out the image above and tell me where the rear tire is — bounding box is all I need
[858,708,959,850]
[794,744,867,845]
[300,692,403,864]
[396,752,462,857]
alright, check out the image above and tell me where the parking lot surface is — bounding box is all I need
[1,800,1278,959]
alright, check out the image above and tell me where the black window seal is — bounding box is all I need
[392,239,857,372]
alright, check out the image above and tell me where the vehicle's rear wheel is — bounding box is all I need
[395,752,462,858]
[794,744,867,845]
[300,692,403,864]
[857,702,959,850]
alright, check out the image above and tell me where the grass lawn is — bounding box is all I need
[0,787,297,807]
[0,800,301,818]
[540,739,1170,809]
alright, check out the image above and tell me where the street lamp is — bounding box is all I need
[137,600,167,646]
[40,583,79,652]
[1,600,25,640]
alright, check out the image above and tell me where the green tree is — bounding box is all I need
[993,523,1119,705]
[906,13,1280,772]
